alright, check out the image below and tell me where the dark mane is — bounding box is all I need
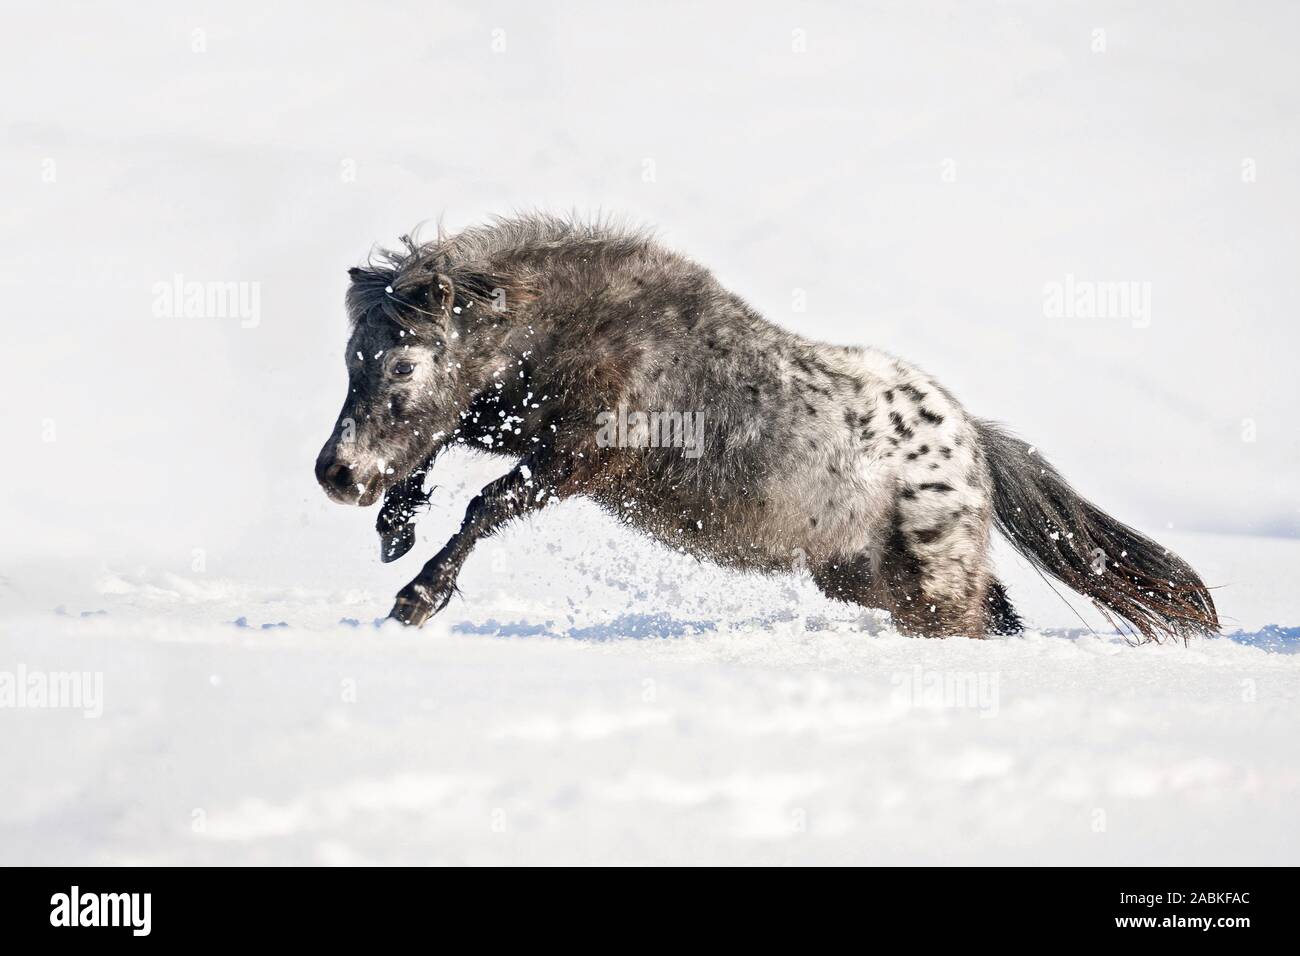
[346,213,655,330]
[346,235,498,332]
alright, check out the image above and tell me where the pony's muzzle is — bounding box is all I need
[315,451,380,506]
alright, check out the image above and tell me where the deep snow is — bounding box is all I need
[2,492,1297,865]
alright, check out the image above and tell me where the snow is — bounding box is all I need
[2,493,1297,865]
[1,1,1298,864]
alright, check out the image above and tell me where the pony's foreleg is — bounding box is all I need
[387,457,560,627]
[375,462,434,563]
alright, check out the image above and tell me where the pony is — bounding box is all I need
[315,215,1217,640]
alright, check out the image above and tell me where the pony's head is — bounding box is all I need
[314,237,511,506]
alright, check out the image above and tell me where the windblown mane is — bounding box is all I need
[347,213,656,329]
[440,211,655,262]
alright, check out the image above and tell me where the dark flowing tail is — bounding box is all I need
[975,420,1218,643]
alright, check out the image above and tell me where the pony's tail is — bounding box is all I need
[975,419,1218,643]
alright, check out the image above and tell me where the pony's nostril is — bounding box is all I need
[317,463,353,494]
[323,461,354,491]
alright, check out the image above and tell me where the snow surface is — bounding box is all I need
[1,1,1298,864]
[2,492,1297,865]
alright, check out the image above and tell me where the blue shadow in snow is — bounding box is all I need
[568,613,717,641]
[231,616,289,630]
[453,618,556,638]
[1218,624,1300,655]
[452,612,719,641]
[449,609,869,642]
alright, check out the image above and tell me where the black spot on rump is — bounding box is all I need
[899,383,927,402]
[912,526,945,544]
[889,411,914,439]
[918,482,954,493]
[918,407,944,425]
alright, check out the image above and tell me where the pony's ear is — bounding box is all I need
[430,272,457,320]
[430,269,506,323]
[423,264,526,325]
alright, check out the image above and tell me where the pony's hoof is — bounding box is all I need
[379,523,416,563]
[388,593,434,627]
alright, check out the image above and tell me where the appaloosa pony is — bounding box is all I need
[315,215,1217,640]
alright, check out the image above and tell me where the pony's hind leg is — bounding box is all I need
[984,579,1023,635]
[812,553,877,610]
[874,538,991,637]
[814,520,997,638]
[811,549,980,637]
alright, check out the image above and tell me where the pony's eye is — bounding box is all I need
[392,361,416,376]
